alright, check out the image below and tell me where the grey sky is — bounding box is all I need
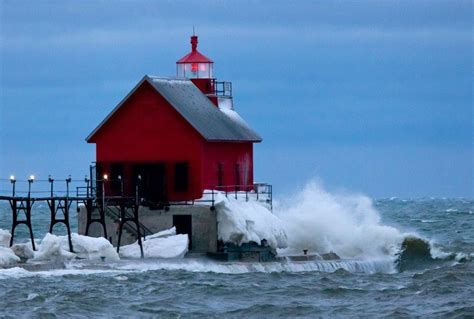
[0,1,472,197]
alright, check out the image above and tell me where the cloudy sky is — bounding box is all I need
[0,1,472,197]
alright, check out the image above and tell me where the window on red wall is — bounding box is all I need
[217,163,224,187]
[234,163,241,191]
[174,162,189,192]
[110,163,124,195]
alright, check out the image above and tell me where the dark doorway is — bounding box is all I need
[133,163,167,204]
[173,215,192,250]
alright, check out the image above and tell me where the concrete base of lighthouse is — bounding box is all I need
[78,205,218,254]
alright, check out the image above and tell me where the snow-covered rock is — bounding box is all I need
[213,193,288,250]
[65,233,119,261]
[0,229,12,247]
[0,229,20,267]
[33,233,119,262]
[0,246,20,267]
[33,233,76,261]
[120,228,188,259]
[11,243,34,261]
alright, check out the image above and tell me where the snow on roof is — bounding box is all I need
[86,76,262,143]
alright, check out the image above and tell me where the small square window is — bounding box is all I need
[174,162,189,192]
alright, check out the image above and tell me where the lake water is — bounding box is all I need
[0,195,473,318]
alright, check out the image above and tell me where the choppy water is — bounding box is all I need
[1,197,473,318]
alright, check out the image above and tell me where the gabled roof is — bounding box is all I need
[86,76,262,143]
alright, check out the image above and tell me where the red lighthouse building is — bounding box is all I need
[86,35,262,204]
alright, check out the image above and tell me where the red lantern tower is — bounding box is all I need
[176,35,215,95]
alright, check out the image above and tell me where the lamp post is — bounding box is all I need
[102,174,108,209]
[28,175,35,198]
[48,175,54,197]
[66,175,72,197]
[136,175,141,206]
[10,175,16,197]
[118,175,123,196]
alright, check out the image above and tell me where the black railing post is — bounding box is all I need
[85,176,90,198]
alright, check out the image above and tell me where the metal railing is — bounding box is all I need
[197,183,273,210]
[214,80,232,97]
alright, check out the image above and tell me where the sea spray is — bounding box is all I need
[275,181,412,260]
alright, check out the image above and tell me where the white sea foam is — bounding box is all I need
[0,257,395,280]
[112,258,395,274]
[275,181,416,261]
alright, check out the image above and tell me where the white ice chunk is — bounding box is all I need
[63,234,119,261]
[0,246,20,267]
[145,226,176,240]
[214,195,288,250]
[0,229,12,247]
[11,243,34,260]
[32,233,119,262]
[120,230,188,259]
[32,233,76,261]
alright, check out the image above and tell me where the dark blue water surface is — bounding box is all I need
[0,198,473,318]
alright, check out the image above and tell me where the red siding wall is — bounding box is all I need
[91,82,204,201]
[202,142,254,191]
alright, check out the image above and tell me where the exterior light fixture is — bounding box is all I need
[66,175,72,183]
[9,175,15,183]
[118,175,122,180]
[48,175,54,183]
[103,174,108,180]
[28,175,35,182]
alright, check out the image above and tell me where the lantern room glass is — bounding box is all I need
[177,62,213,79]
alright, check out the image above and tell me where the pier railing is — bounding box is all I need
[0,176,272,257]
[198,184,273,210]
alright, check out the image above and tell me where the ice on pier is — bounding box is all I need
[119,227,189,259]
[33,233,119,262]
[68,233,119,261]
[0,229,20,267]
[209,192,288,250]
[0,246,20,267]
[33,233,76,261]
[0,229,12,247]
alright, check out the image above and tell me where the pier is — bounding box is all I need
[0,173,272,259]
[0,174,145,257]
